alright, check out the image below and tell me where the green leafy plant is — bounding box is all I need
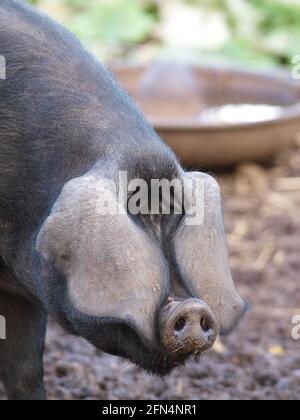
[67,0,156,45]
[25,0,300,68]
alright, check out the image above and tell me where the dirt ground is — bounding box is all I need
[1,144,300,400]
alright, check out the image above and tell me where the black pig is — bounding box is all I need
[0,0,246,400]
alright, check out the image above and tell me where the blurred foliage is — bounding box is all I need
[25,0,300,69]
[67,0,156,44]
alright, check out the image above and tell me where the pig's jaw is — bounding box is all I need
[53,298,189,376]
[38,262,212,376]
[79,319,190,376]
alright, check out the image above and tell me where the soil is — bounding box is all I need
[1,145,300,400]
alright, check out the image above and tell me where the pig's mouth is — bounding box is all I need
[44,265,246,376]
[81,318,205,376]
[72,298,248,376]
[63,299,220,376]
[52,281,248,376]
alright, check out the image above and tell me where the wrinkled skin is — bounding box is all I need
[0,0,246,400]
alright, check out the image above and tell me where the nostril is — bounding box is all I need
[200,316,212,333]
[174,317,186,332]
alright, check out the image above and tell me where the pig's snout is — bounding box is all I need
[159,299,218,355]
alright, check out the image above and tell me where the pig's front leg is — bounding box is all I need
[0,290,47,400]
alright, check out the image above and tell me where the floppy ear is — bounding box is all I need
[174,172,246,334]
[37,174,168,342]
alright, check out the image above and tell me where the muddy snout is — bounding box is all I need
[159,299,219,355]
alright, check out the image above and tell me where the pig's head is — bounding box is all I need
[36,167,246,375]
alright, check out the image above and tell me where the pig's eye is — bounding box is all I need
[150,214,162,224]
[60,254,71,263]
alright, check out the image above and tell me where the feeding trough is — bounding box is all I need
[112,62,300,168]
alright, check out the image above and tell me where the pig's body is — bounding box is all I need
[0,0,246,400]
[0,0,177,304]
